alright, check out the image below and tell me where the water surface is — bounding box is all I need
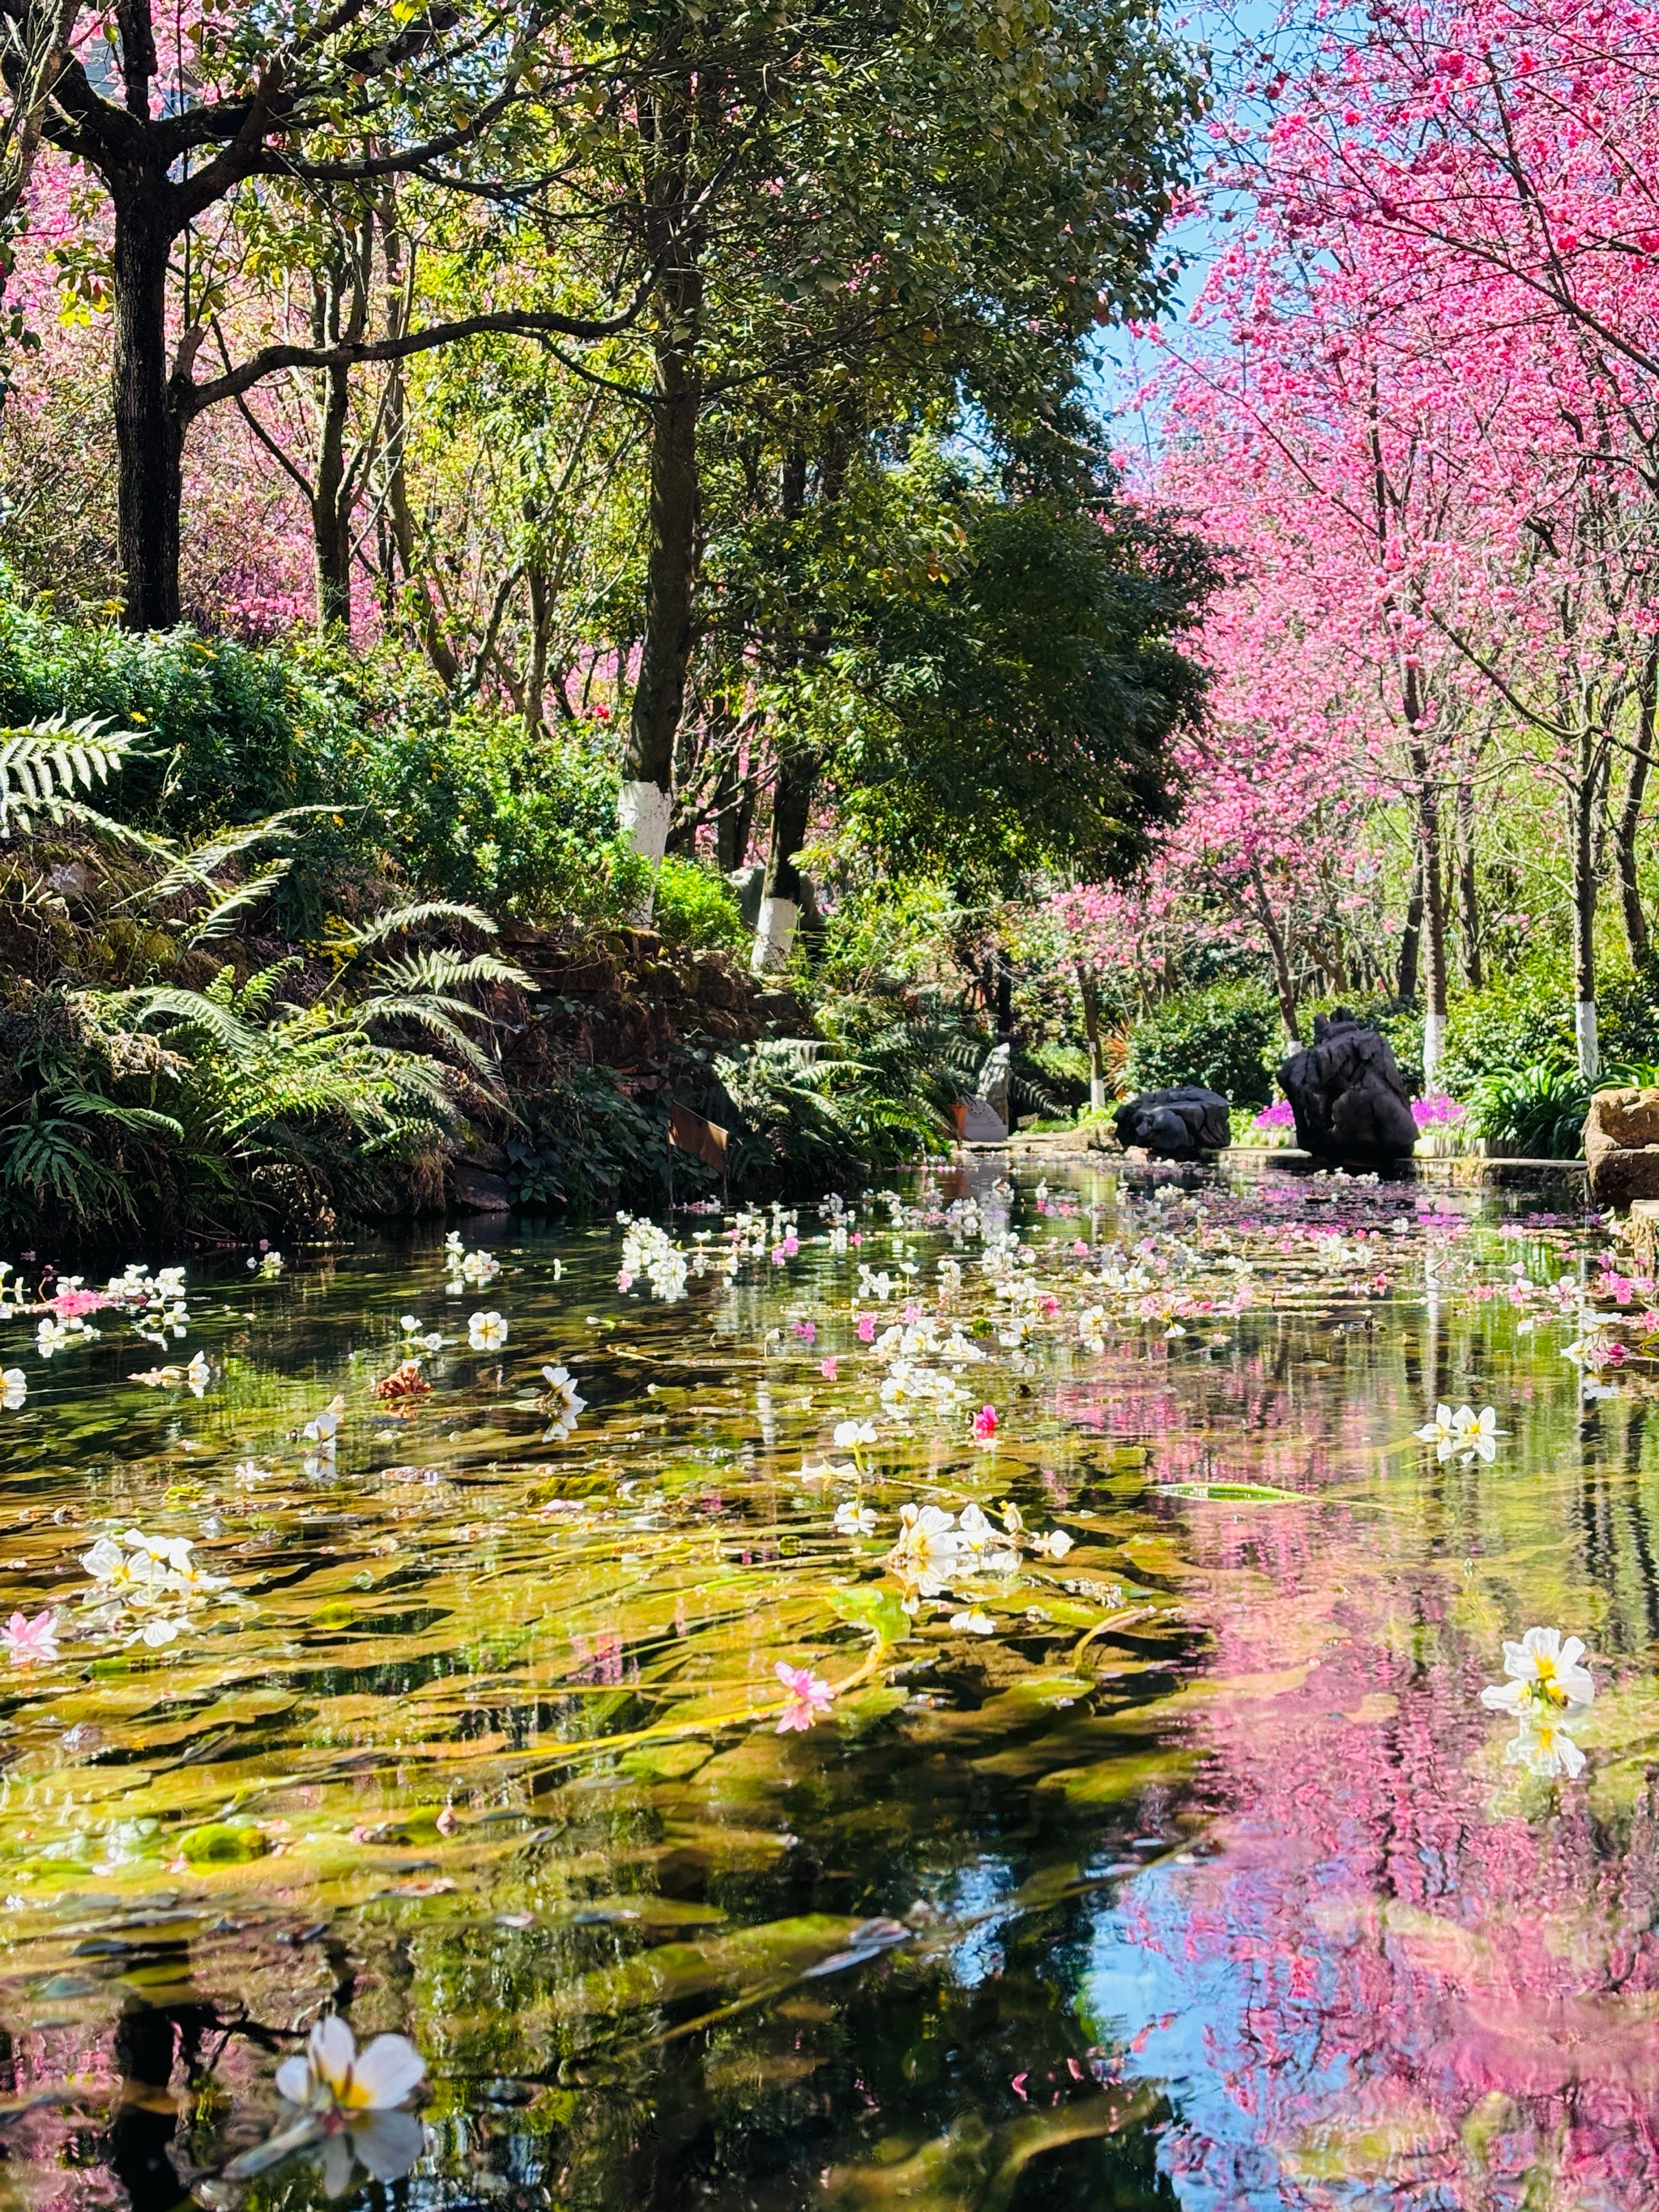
[0,1162,1650,2212]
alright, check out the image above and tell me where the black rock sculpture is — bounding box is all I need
[1114,1086,1231,1160]
[1277,1009,1417,1165]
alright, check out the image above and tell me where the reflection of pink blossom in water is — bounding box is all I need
[1086,1501,1659,2206]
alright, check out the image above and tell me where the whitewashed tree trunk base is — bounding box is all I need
[751,895,799,975]
[1576,999,1600,1083]
[617,780,672,924]
[1422,1010,1446,1089]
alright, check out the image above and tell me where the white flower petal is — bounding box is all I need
[349,2033,426,2110]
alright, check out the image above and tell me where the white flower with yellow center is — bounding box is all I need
[834,1500,876,1537]
[468,1310,508,1350]
[1415,1405,1458,1461]
[228,2017,428,2197]
[1480,1626,1594,1720]
[1452,1404,1499,1463]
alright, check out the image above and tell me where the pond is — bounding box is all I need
[0,1160,1651,2212]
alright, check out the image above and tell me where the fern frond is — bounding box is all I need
[184,862,292,947]
[368,948,530,994]
[339,900,499,954]
[0,715,145,838]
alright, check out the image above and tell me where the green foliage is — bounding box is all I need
[651,857,748,953]
[740,466,1210,897]
[1465,1062,1597,1160]
[1465,1053,1659,1159]
[1439,954,1581,1097]
[718,1041,950,1189]
[0,604,322,831]
[1124,983,1280,1108]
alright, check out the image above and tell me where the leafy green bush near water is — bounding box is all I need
[1123,982,1280,1107]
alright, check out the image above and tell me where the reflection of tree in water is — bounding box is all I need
[109,1996,229,2212]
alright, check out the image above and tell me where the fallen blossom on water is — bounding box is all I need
[539,1364,586,1441]
[225,2017,428,2196]
[275,2016,426,2117]
[949,1609,996,1635]
[1,1368,23,1409]
[2,1608,58,1664]
[775,1661,834,1732]
[467,1310,509,1350]
[834,1418,877,1454]
[834,1500,876,1536]
[1480,1627,1594,1721]
[820,1356,838,1380]
[972,1405,1000,1442]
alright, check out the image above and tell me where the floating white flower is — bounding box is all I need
[949,1609,996,1635]
[226,2017,427,2197]
[539,1364,586,1441]
[304,1399,344,1446]
[1452,1404,1499,1463]
[468,1310,509,1350]
[1480,1626,1594,1720]
[1,1368,23,1410]
[834,1500,876,1537]
[1415,1404,1458,1459]
[833,1419,877,1453]
[1034,1528,1074,1561]
[887,1503,963,1596]
[275,2017,426,2120]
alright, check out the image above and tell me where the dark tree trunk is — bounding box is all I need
[623,318,700,845]
[751,750,817,971]
[113,196,182,630]
[312,359,352,631]
[1618,644,1657,965]
[1456,779,1482,988]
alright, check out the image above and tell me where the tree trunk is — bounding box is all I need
[1618,644,1657,965]
[1418,771,1448,1087]
[524,562,551,738]
[312,358,352,631]
[1397,855,1423,1004]
[751,750,817,973]
[1250,862,1300,1041]
[1572,739,1601,1081]
[621,332,699,870]
[1078,966,1106,1111]
[1456,778,1482,989]
[113,196,182,630]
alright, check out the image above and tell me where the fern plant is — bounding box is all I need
[0,715,144,837]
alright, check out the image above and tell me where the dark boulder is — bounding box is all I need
[1278,1010,1416,1165]
[1114,1086,1231,1159]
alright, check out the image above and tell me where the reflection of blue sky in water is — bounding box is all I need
[1078,1860,1354,2212]
[945,1855,1018,1988]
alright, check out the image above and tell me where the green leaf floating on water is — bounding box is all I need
[830,1584,912,1645]
[1157,1481,1311,1503]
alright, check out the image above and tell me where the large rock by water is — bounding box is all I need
[1114,1086,1231,1160]
[1278,1010,1417,1166]
[1585,1087,1659,1205]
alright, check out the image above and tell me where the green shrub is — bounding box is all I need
[652,856,748,951]
[1124,983,1279,1108]
[1465,1054,1659,1159]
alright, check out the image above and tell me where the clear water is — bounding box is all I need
[0,1159,1647,2212]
